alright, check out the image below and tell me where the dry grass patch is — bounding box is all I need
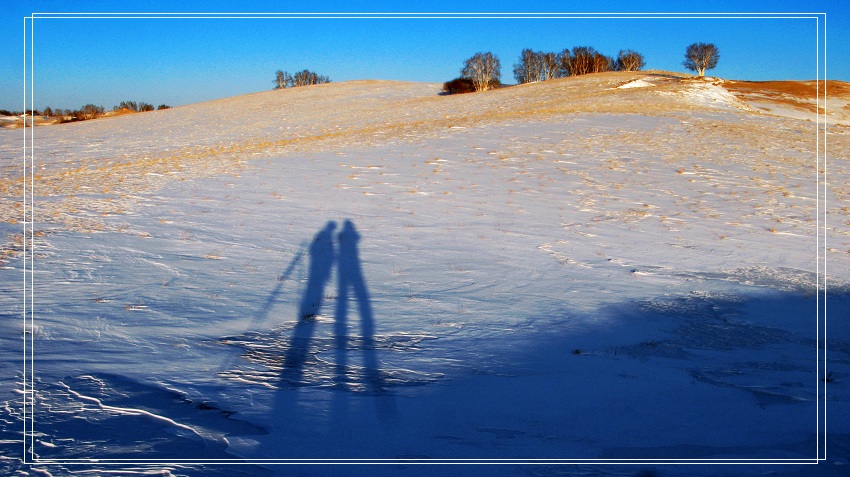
[724,80,850,100]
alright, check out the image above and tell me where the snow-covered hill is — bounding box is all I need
[1,72,848,476]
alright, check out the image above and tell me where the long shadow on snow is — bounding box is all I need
[218,239,849,469]
[251,282,847,469]
[407,285,848,467]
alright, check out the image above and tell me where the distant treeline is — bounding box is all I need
[5,101,173,123]
[270,43,718,96]
[273,69,331,89]
[442,42,719,94]
[114,100,171,112]
[443,47,646,95]
[5,42,720,119]
[1,105,108,121]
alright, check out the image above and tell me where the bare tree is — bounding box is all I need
[683,42,719,77]
[461,52,501,92]
[117,100,138,111]
[292,70,313,87]
[557,49,572,77]
[569,46,598,76]
[291,69,331,87]
[616,49,646,71]
[591,52,613,73]
[80,104,104,120]
[539,52,560,81]
[514,48,541,84]
[514,49,560,84]
[274,70,293,89]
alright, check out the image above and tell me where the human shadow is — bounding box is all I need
[334,220,385,394]
[280,221,336,384]
[276,220,394,427]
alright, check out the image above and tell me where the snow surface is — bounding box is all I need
[617,79,655,89]
[1,73,848,476]
[745,97,850,126]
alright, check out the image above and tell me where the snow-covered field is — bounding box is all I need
[1,72,849,476]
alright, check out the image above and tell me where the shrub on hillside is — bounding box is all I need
[442,77,476,95]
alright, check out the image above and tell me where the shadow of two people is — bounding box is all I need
[281,220,384,394]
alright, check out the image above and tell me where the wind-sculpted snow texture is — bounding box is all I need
[1,72,849,476]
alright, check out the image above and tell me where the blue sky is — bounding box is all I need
[2,0,849,111]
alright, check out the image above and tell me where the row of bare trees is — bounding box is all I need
[32,100,170,123]
[16,106,103,120]
[446,42,719,94]
[514,47,646,84]
[273,69,331,89]
[445,47,647,94]
[114,100,170,112]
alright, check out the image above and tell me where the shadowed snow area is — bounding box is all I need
[1,72,849,476]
